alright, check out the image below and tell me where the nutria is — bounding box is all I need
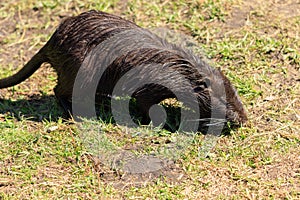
[0,10,247,130]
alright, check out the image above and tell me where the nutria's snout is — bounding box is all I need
[226,108,248,127]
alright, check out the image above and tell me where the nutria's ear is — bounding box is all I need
[203,77,211,88]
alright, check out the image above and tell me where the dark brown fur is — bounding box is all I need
[0,10,247,128]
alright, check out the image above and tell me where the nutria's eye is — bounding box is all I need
[194,78,211,93]
[194,86,202,93]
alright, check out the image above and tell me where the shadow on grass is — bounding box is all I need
[0,94,186,133]
[0,94,65,122]
[95,97,183,132]
[0,94,234,134]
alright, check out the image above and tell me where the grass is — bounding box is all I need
[0,0,299,199]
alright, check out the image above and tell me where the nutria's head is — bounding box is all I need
[193,67,247,128]
[166,45,247,128]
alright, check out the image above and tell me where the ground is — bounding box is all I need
[0,0,299,199]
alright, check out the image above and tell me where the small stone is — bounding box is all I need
[47,126,59,133]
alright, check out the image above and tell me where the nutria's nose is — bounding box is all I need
[226,109,247,126]
[239,113,248,124]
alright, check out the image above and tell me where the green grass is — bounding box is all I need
[1,0,300,199]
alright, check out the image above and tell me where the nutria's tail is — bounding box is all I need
[0,49,47,89]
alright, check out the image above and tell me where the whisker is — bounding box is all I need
[187,118,227,123]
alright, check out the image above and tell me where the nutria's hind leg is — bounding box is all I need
[54,86,72,116]
[57,95,72,115]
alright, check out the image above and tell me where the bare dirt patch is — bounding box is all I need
[226,0,300,28]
